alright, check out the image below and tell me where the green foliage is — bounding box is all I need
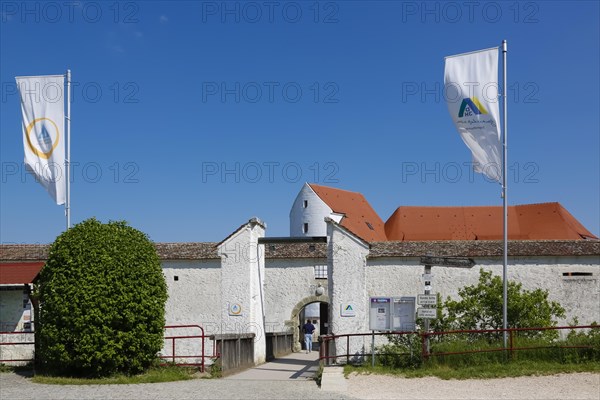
[345,359,600,380]
[433,269,566,340]
[378,333,422,369]
[565,321,600,362]
[376,269,581,370]
[35,218,168,377]
[31,364,196,385]
[209,359,222,379]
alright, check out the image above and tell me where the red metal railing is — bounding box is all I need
[1,325,212,371]
[319,330,419,365]
[0,331,35,364]
[160,324,210,372]
[424,325,599,360]
[319,325,599,365]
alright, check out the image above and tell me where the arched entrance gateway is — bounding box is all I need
[285,296,330,353]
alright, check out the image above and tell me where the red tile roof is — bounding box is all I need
[309,183,388,241]
[0,262,44,285]
[385,203,598,241]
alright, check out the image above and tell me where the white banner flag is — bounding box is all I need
[444,48,501,182]
[16,75,66,205]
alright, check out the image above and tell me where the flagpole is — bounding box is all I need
[501,40,508,349]
[65,70,71,229]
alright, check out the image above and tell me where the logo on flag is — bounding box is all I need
[16,74,66,205]
[458,97,488,117]
[444,47,502,182]
[25,118,61,159]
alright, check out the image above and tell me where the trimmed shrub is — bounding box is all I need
[35,218,168,377]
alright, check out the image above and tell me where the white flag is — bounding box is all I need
[444,48,501,182]
[16,75,66,205]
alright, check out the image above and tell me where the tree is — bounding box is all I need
[434,269,565,339]
[35,218,168,377]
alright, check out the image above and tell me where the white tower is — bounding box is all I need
[289,183,342,237]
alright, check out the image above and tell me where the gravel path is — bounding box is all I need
[0,372,350,400]
[346,372,600,400]
[1,371,598,400]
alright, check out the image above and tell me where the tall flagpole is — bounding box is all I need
[501,40,508,348]
[66,70,71,229]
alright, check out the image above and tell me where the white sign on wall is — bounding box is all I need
[228,303,242,316]
[341,303,356,317]
[417,307,437,319]
[417,294,437,306]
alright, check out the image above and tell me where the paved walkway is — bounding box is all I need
[226,350,320,381]
[0,350,345,400]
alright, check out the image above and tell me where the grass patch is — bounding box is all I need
[0,364,14,373]
[31,364,199,385]
[344,359,600,380]
[208,359,222,379]
[347,332,600,380]
[0,363,34,374]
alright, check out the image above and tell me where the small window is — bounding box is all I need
[309,244,316,251]
[174,276,179,281]
[303,200,308,208]
[303,223,309,233]
[314,265,327,279]
[563,272,593,277]
[366,222,374,230]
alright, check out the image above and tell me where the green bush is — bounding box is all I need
[377,333,422,369]
[565,321,600,362]
[378,269,575,369]
[433,269,566,341]
[35,218,168,377]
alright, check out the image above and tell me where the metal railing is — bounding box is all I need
[0,325,213,370]
[160,324,210,372]
[424,325,599,360]
[319,325,599,366]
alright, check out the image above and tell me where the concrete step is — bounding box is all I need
[320,366,347,392]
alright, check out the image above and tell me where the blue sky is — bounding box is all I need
[1,1,599,244]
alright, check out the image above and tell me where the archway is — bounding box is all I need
[285,295,330,352]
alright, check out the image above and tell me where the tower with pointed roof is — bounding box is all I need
[289,183,387,241]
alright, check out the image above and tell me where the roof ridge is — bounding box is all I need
[391,202,563,209]
[308,183,364,196]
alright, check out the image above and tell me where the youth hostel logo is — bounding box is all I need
[458,96,488,118]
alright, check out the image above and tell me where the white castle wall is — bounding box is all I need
[159,222,598,365]
[366,256,600,327]
[217,219,266,364]
[327,220,371,359]
[161,259,221,363]
[264,258,328,333]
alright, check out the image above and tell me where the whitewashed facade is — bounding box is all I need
[1,218,598,365]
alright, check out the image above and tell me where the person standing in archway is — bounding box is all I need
[302,319,316,353]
